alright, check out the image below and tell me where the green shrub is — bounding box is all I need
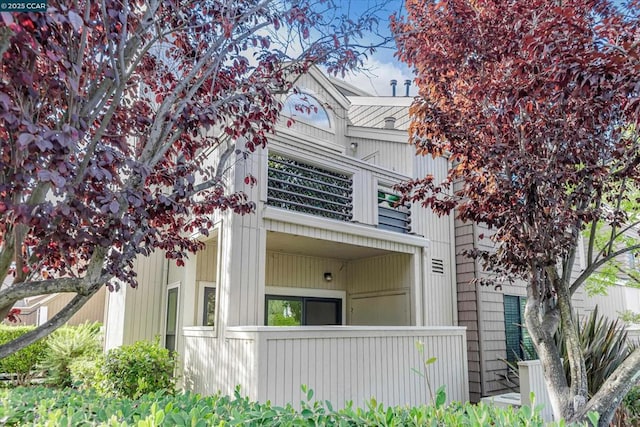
[0,385,594,426]
[69,356,103,391]
[100,339,176,398]
[0,325,48,385]
[555,306,634,397]
[39,322,102,387]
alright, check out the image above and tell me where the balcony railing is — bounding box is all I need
[267,154,353,221]
[378,190,411,234]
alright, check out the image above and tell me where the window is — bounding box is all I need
[202,286,216,326]
[265,295,342,326]
[504,295,536,362]
[282,92,331,129]
[377,188,411,234]
[165,285,179,352]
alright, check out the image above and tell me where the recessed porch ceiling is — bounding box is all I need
[266,231,393,260]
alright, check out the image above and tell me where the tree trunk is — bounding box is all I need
[575,349,640,426]
[524,288,573,420]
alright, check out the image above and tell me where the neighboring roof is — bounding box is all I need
[346,96,413,131]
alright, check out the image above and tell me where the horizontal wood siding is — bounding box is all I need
[183,327,468,409]
[454,218,481,401]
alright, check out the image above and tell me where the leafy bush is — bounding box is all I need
[69,356,103,391]
[0,325,47,385]
[0,385,596,427]
[39,322,102,387]
[555,306,634,397]
[100,339,176,398]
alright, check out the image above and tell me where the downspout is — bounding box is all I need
[449,212,458,325]
[473,222,486,398]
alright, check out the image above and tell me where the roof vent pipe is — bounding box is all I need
[390,79,397,97]
[404,79,411,97]
[384,117,396,129]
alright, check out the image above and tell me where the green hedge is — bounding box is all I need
[0,386,596,426]
[0,326,48,385]
[100,339,176,399]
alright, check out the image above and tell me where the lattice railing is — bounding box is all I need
[267,154,353,221]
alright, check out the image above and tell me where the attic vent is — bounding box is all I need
[432,259,445,275]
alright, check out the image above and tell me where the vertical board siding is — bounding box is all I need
[425,241,454,326]
[183,327,468,410]
[183,332,257,400]
[264,219,416,254]
[256,328,468,408]
[519,360,555,422]
[350,137,412,176]
[348,253,411,294]
[413,155,452,243]
[265,251,347,291]
[123,251,166,345]
[196,240,218,283]
[19,287,106,327]
[588,285,640,321]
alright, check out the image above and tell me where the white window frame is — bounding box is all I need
[163,282,181,351]
[265,286,346,326]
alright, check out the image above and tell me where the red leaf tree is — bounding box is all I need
[0,0,387,358]
[393,0,640,423]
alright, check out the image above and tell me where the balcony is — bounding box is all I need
[265,150,412,234]
[183,325,469,408]
[267,154,353,221]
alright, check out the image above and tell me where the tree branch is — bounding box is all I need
[0,284,103,360]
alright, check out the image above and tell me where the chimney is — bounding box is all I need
[384,117,396,129]
[404,79,411,97]
[390,79,397,97]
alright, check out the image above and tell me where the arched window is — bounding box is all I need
[283,92,331,129]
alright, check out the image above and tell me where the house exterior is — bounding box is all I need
[103,68,469,408]
[11,288,107,327]
[457,218,640,402]
[101,66,639,408]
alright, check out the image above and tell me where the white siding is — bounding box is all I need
[183,326,469,409]
[589,285,640,322]
[265,251,347,291]
[349,137,413,175]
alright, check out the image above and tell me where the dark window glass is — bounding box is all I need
[165,288,178,352]
[504,295,536,362]
[265,295,341,326]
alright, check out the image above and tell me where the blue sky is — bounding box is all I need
[331,0,418,96]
